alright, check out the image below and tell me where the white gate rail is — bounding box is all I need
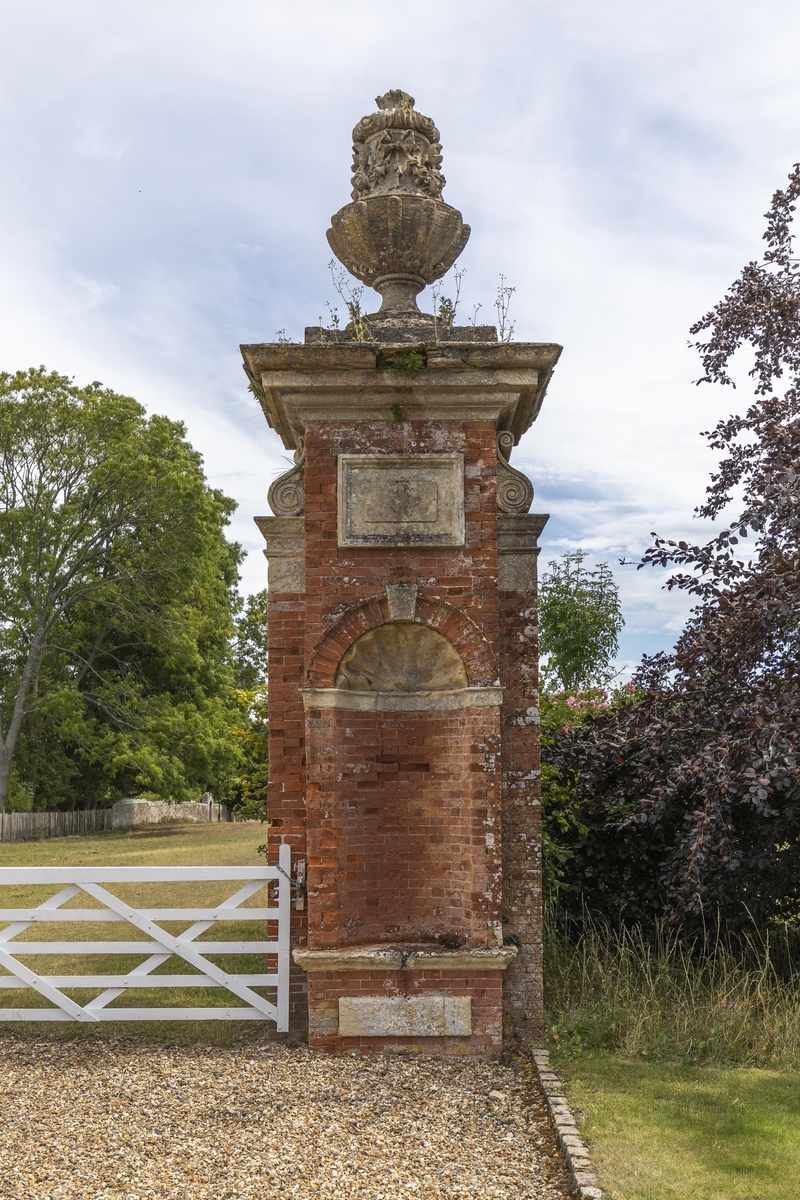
[0,844,291,1029]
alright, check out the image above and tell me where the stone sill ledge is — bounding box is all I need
[300,687,503,712]
[293,944,518,972]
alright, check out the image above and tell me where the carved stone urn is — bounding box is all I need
[326,90,470,319]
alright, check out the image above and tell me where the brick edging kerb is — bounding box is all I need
[531,1049,603,1200]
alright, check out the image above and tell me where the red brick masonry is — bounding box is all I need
[244,338,557,1055]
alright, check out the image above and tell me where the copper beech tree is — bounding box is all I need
[549,165,800,928]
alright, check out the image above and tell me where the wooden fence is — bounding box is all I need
[0,801,234,843]
[0,809,115,843]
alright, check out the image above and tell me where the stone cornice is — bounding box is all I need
[241,340,562,450]
[293,944,518,972]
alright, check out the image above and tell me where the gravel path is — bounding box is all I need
[0,1035,573,1200]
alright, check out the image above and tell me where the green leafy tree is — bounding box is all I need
[539,551,624,690]
[0,367,244,811]
[232,589,268,693]
[230,590,269,821]
[537,551,625,903]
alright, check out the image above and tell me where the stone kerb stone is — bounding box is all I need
[532,1049,604,1199]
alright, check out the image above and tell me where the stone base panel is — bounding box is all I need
[304,967,505,1057]
[339,994,472,1037]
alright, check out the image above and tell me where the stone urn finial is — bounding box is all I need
[326,91,470,321]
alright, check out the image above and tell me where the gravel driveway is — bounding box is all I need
[0,1034,573,1199]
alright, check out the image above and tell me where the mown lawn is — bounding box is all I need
[0,821,273,1043]
[0,820,263,870]
[555,1050,800,1200]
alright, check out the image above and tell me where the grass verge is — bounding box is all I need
[545,911,800,1067]
[554,1051,800,1200]
[545,912,800,1198]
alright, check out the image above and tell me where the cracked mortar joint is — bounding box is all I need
[531,1049,604,1199]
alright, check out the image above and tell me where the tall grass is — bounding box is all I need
[544,909,800,1067]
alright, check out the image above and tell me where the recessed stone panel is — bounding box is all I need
[338,454,465,547]
[338,994,472,1037]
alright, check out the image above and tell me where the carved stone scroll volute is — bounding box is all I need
[268,437,306,516]
[496,431,533,514]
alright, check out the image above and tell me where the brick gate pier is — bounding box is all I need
[242,89,561,1056]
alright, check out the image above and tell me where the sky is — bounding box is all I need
[1,0,799,671]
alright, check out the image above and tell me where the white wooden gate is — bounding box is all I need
[0,844,291,1028]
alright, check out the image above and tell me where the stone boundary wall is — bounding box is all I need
[109,799,230,828]
[0,799,232,843]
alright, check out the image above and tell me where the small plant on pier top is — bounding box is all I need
[495,275,516,343]
[327,260,375,342]
[431,267,465,340]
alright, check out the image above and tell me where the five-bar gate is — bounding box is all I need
[0,844,291,1028]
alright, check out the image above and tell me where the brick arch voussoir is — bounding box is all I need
[307,593,498,688]
[414,597,498,687]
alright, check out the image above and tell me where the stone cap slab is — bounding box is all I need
[241,340,562,450]
[293,944,518,972]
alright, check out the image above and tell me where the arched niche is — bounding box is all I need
[334,622,468,693]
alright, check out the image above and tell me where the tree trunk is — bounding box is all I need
[0,621,48,811]
[0,746,13,814]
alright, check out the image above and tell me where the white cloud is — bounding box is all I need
[0,0,797,654]
[69,274,120,311]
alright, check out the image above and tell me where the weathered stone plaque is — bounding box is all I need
[338,994,472,1037]
[338,453,465,547]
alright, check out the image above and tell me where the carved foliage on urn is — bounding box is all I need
[327,90,470,314]
[351,90,445,201]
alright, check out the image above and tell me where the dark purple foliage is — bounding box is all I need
[549,166,800,928]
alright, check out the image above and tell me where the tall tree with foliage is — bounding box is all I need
[0,368,244,811]
[538,552,624,903]
[539,551,624,690]
[229,589,269,821]
[549,165,800,929]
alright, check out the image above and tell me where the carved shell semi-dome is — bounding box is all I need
[334,623,468,693]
